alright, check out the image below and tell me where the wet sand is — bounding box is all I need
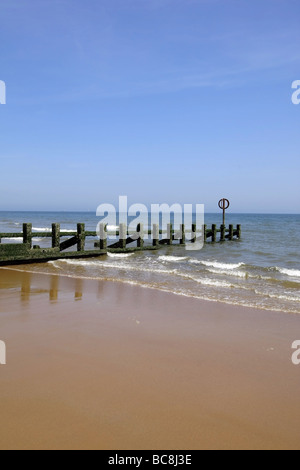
[0,267,300,450]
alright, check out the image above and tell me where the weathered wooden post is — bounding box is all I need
[119,223,127,249]
[212,224,217,243]
[137,223,144,249]
[167,224,173,246]
[229,224,234,241]
[152,224,159,247]
[23,223,32,248]
[220,224,226,242]
[99,223,107,250]
[191,223,196,243]
[77,224,85,252]
[52,223,60,249]
[180,224,185,245]
[203,224,207,243]
[237,224,241,239]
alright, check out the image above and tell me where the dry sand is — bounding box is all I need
[0,267,300,450]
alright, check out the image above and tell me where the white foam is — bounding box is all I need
[191,277,233,288]
[200,261,244,270]
[107,252,134,259]
[1,237,23,243]
[50,259,96,267]
[207,268,247,279]
[32,227,75,233]
[188,259,202,265]
[277,268,300,278]
[50,258,178,276]
[268,293,300,302]
[107,225,119,231]
[2,265,299,315]
[32,227,52,232]
[158,256,188,263]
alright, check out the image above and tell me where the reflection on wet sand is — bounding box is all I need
[1,268,300,450]
[0,269,83,303]
[74,279,83,301]
[1,267,161,310]
[50,276,59,302]
[21,272,32,303]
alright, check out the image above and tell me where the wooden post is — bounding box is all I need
[203,224,207,243]
[23,223,32,248]
[212,224,217,242]
[220,224,226,242]
[191,223,196,243]
[167,224,173,246]
[52,223,60,249]
[229,224,234,241]
[180,224,185,245]
[237,224,241,239]
[153,224,159,247]
[100,223,107,250]
[119,223,127,249]
[77,224,85,252]
[137,223,144,248]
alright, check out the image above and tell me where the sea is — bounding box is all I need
[0,211,299,314]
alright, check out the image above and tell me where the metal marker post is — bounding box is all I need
[218,198,230,226]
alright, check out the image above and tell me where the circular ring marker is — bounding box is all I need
[218,198,230,210]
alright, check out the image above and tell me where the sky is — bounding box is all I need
[0,0,300,213]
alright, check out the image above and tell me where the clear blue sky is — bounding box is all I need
[0,0,299,213]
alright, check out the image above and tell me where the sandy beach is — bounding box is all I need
[0,267,300,450]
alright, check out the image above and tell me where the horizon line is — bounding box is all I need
[0,210,299,216]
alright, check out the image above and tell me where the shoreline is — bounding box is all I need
[0,268,300,449]
[0,264,297,316]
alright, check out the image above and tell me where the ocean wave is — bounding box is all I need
[207,268,248,279]
[276,268,300,278]
[50,258,250,291]
[191,260,245,270]
[107,252,134,258]
[2,265,299,314]
[1,237,23,242]
[254,290,300,303]
[268,293,300,302]
[50,259,178,276]
[185,276,234,289]
[158,255,188,262]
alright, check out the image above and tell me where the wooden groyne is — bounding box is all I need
[0,223,241,266]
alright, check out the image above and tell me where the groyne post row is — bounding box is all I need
[0,223,241,265]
